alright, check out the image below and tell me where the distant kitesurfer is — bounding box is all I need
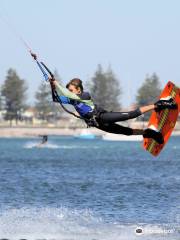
[41,135,48,144]
[36,135,48,147]
[49,78,177,144]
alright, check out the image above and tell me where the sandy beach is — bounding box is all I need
[0,126,103,137]
[0,125,180,137]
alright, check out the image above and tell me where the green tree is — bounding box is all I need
[89,64,121,111]
[106,66,122,110]
[136,73,162,120]
[35,69,64,121]
[35,83,52,121]
[136,73,161,106]
[1,68,28,125]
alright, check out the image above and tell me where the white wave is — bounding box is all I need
[24,142,60,149]
[57,145,100,149]
[0,207,177,240]
[24,142,99,150]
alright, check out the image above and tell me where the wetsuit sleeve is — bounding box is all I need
[55,82,81,101]
[51,89,70,104]
[59,96,70,104]
[54,81,95,108]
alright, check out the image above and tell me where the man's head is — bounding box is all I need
[66,78,83,94]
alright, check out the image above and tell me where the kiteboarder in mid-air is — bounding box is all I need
[30,53,177,144]
[49,78,177,144]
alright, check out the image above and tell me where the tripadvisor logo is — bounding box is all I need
[135,227,143,235]
[135,226,174,235]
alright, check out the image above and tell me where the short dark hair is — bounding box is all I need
[66,78,83,91]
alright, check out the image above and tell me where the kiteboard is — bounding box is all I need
[143,81,180,156]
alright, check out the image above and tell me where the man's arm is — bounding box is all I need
[54,81,81,100]
[50,79,95,107]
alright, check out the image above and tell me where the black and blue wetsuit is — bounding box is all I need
[53,82,142,135]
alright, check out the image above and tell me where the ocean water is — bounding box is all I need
[0,136,180,240]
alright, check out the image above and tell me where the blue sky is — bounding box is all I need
[0,0,180,107]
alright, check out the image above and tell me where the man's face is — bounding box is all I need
[68,84,81,94]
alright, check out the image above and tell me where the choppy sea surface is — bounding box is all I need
[0,136,180,240]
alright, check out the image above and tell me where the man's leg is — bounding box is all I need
[96,123,164,144]
[99,99,177,124]
[96,123,149,136]
[131,129,163,144]
[98,109,141,123]
[96,123,136,135]
[139,105,155,114]
[141,98,177,113]
[99,105,154,124]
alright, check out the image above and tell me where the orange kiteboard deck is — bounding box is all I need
[143,81,180,156]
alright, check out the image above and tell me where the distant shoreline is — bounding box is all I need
[0,127,103,137]
[0,126,180,137]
